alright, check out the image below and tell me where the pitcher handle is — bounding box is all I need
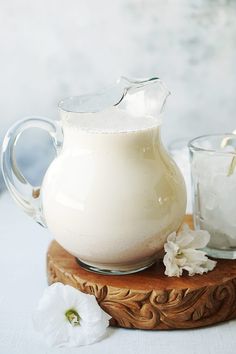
[1,117,63,227]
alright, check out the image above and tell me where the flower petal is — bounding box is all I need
[75,292,110,324]
[163,226,217,277]
[205,258,217,271]
[63,284,84,309]
[33,282,111,348]
[166,231,177,243]
[45,322,70,348]
[187,230,210,249]
[182,248,208,265]
[179,225,210,249]
[163,252,182,277]
[164,240,179,256]
[180,249,216,276]
[33,283,66,331]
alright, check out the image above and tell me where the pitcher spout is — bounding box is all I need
[116,76,170,118]
[58,76,170,132]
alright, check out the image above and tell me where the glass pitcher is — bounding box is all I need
[1,77,186,274]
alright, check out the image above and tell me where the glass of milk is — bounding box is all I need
[189,134,236,259]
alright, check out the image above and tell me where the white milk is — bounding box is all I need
[41,107,186,272]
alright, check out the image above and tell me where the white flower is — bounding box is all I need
[163,224,217,277]
[33,282,111,347]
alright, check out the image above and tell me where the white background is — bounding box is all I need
[0,0,236,184]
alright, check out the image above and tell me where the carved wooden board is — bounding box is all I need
[47,215,236,329]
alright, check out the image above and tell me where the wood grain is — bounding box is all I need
[47,215,236,329]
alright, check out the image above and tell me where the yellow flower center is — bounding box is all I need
[65,308,80,327]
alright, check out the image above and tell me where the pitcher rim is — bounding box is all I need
[58,76,169,114]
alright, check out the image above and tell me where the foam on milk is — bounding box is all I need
[62,106,161,134]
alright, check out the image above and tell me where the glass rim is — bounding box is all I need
[188,133,236,155]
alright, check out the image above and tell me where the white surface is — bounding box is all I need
[1,0,236,184]
[0,192,236,354]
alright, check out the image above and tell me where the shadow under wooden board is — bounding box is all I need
[47,215,236,330]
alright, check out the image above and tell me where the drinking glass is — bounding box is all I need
[189,134,236,259]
